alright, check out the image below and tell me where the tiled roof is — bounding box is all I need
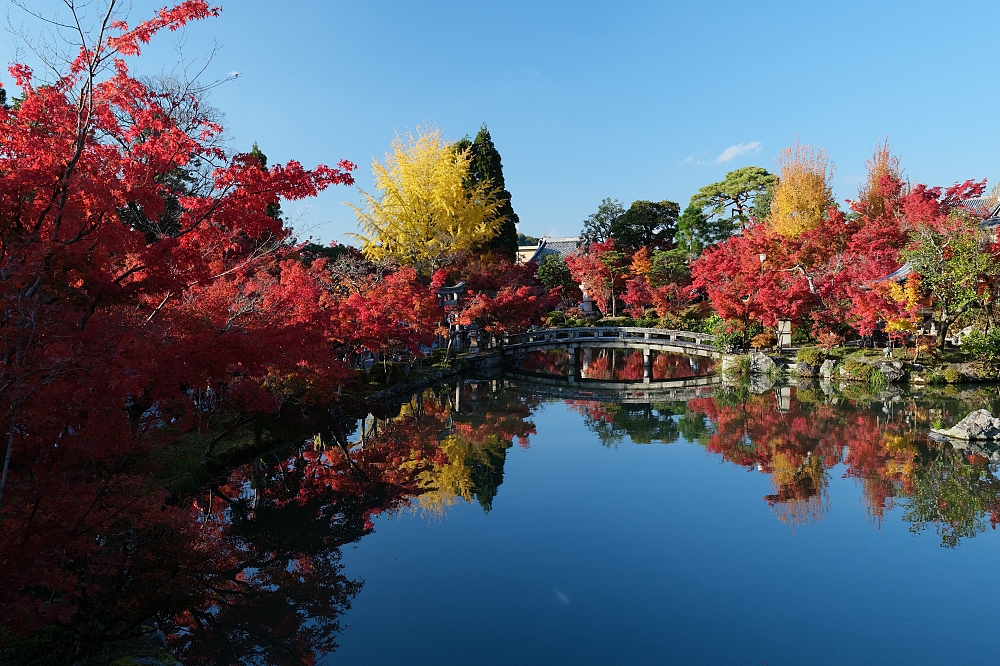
[963,197,1000,221]
[877,263,912,283]
[517,237,581,264]
[963,197,994,216]
[539,238,581,257]
[434,281,466,294]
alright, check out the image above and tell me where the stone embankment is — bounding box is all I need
[364,351,502,404]
[725,349,992,386]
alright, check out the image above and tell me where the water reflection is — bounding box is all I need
[170,379,1000,662]
[172,381,539,664]
[519,348,716,382]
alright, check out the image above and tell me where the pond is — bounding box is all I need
[175,374,1000,666]
[519,348,716,381]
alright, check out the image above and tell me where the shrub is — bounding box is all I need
[546,310,566,326]
[658,311,685,330]
[722,354,751,378]
[869,368,887,391]
[844,358,872,382]
[816,332,844,350]
[915,335,938,358]
[961,329,1000,371]
[598,316,634,327]
[943,368,962,384]
[927,371,946,385]
[709,316,761,352]
[796,347,826,367]
[750,332,777,349]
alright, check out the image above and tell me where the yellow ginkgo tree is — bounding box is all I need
[347,127,502,279]
[769,140,835,238]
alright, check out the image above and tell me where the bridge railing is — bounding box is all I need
[503,327,715,349]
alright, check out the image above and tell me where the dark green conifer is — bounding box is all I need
[455,124,519,258]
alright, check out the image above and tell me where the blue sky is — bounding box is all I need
[8,0,1000,242]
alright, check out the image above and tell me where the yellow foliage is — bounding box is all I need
[882,432,918,455]
[887,274,921,310]
[885,319,916,335]
[347,127,503,277]
[769,141,835,238]
[857,139,902,218]
[413,434,505,517]
[884,274,921,334]
[630,246,652,277]
[770,450,797,489]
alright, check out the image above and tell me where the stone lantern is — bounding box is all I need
[580,286,594,314]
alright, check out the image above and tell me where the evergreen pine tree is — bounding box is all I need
[456,124,519,258]
[250,142,283,220]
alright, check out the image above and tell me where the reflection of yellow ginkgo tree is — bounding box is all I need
[412,434,511,516]
[881,432,919,480]
[766,441,829,529]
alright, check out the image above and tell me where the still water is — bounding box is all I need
[519,348,716,380]
[186,365,1000,666]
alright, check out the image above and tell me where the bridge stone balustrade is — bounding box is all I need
[502,327,718,359]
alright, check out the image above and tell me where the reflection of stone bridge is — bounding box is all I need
[502,375,720,403]
[502,327,719,385]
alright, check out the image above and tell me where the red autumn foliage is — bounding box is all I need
[0,3,445,657]
[690,174,987,338]
[442,255,556,336]
[565,239,630,316]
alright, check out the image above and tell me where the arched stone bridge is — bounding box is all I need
[502,327,718,358]
[500,327,719,387]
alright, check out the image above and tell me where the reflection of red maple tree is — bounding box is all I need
[521,350,570,376]
[651,352,717,380]
[170,381,544,663]
[581,350,644,381]
[690,391,848,527]
[686,389,998,532]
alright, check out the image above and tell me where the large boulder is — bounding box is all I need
[932,409,1000,441]
[876,360,905,383]
[819,359,836,378]
[749,351,777,375]
[796,361,819,377]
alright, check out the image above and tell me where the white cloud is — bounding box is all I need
[681,154,694,164]
[715,141,762,164]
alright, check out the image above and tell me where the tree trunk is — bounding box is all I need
[937,301,949,350]
[0,406,17,508]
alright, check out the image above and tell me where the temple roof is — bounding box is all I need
[517,237,581,264]
[434,281,466,295]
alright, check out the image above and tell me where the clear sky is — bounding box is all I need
[7,0,1000,243]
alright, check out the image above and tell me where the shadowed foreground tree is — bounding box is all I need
[0,3,468,662]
